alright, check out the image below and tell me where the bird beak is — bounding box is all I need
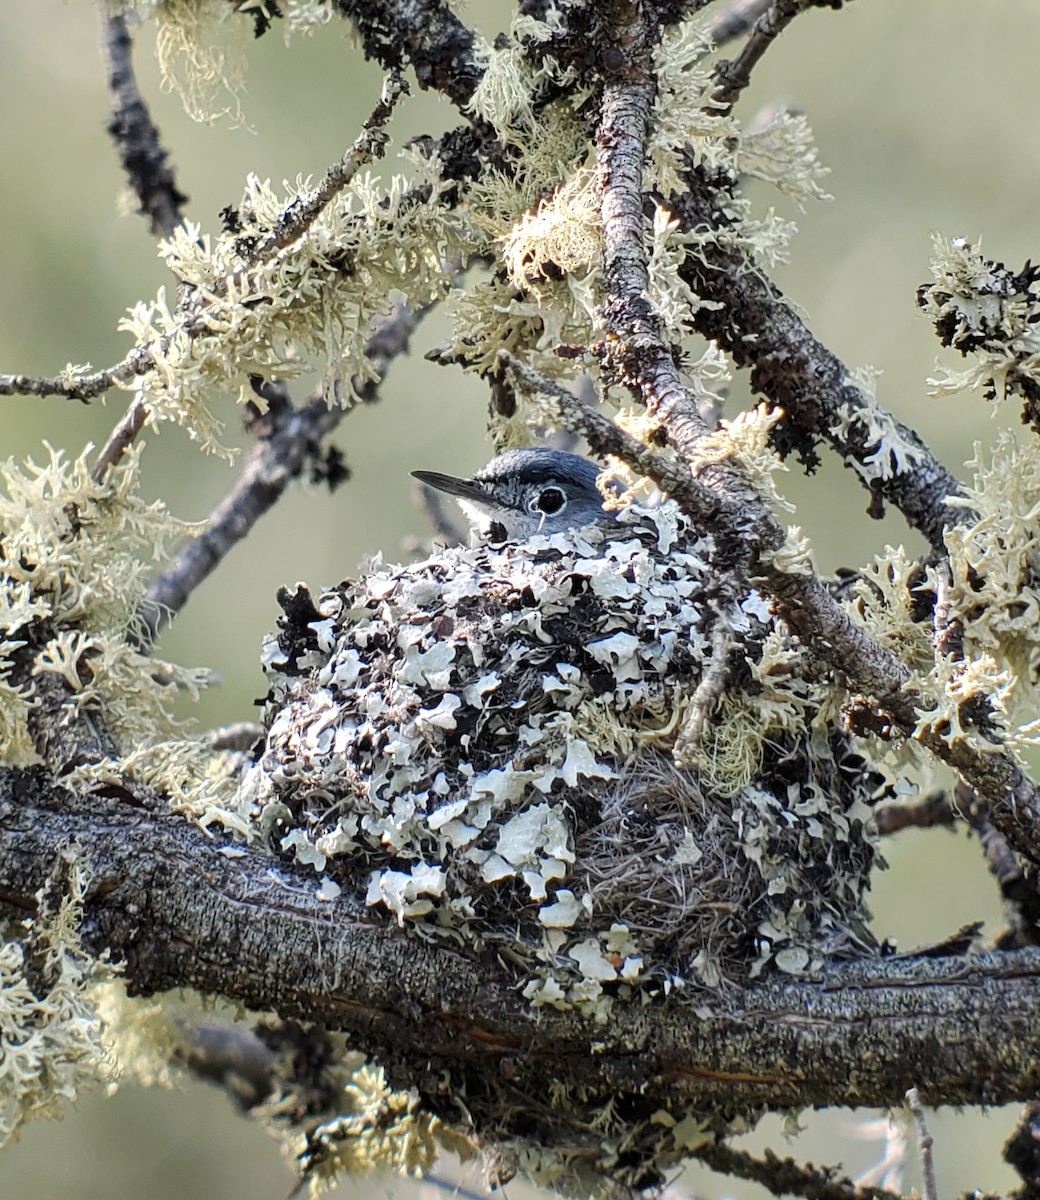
[411,469,486,504]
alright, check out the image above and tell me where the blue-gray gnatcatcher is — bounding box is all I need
[412,447,611,542]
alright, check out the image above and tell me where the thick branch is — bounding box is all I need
[4,771,1040,1123]
[670,173,967,552]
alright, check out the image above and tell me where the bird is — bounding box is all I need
[412,447,610,542]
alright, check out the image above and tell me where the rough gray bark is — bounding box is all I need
[4,769,1040,1126]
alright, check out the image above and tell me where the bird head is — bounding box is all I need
[412,448,607,542]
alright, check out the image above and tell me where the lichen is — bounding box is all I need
[0,865,111,1144]
[0,444,238,819]
[125,156,470,456]
[919,235,1040,432]
[227,1030,477,1193]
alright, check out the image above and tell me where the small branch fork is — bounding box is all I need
[711,0,811,110]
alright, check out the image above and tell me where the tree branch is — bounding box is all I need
[669,171,967,552]
[331,0,484,110]
[5,771,1040,1127]
[696,1142,901,1200]
[101,3,187,238]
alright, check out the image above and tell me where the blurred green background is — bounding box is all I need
[1,1,1038,1196]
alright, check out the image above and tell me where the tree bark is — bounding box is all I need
[4,768,1040,1128]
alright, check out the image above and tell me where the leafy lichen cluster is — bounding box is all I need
[240,505,879,1008]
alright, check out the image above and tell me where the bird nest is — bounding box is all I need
[238,505,880,1008]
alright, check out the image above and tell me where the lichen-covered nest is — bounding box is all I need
[238,506,879,1007]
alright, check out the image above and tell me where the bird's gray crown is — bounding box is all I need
[412,447,608,542]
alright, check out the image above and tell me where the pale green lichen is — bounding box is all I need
[851,545,935,669]
[281,0,335,37]
[691,403,795,512]
[91,983,187,1093]
[501,168,601,287]
[0,445,238,823]
[151,0,252,126]
[829,366,927,484]
[735,106,832,208]
[253,1041,476,1191]
[125,157,470,456]
[0,866,112,1144]
[0,445,195,764]
[941,433,1040,737]
[467,10,583,144]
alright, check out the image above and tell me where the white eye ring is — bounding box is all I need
[530,486,566,516]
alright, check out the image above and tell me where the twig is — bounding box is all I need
[706,0,774,46]
[420,1173,492,1200]
[712,0,810,111]
[90,397,150,484]
[90,69,408,484]
[905,1089,938,1200]
[236,70,407,263]
[874,791,956,836]
[136,299,428,644]
[696,1141,902,1200]
[101,3,187,237]
[0,346,154,401]
[683,612,733,743]
[955,781,1040,949]
[931,559,964,662]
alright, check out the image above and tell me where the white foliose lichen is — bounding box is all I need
[240,505,879,1007]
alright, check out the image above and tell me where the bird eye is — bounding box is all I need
[532,487,566,516]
